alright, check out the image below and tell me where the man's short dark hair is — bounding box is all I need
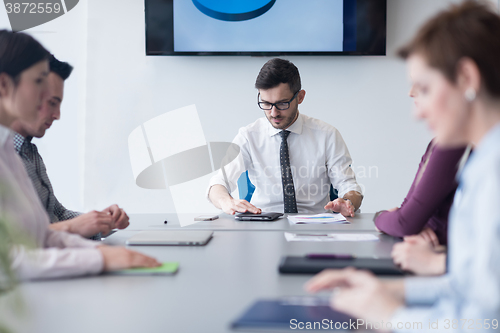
[49,54,73,81]
[255,58,301,93]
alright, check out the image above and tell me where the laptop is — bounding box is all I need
[278,256,405,276]
[126,230,213,246]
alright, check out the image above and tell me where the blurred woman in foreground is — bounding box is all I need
[306,1,500,329]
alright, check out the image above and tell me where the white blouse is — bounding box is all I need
[0,124,103,280]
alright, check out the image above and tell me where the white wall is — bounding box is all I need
[1,0,466,215]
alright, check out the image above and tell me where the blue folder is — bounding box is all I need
[231,297,356,331]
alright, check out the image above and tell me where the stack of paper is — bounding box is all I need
[287,213,348,224]
[284,232,379,242]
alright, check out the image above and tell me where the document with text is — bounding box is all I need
[284,232,379,242]
[287,213,348,224]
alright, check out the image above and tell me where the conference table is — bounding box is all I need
[128,212,382,232]
[0,213,402,333]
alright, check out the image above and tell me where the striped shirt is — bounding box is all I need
[13,133,81,222]
[12,133,100,240]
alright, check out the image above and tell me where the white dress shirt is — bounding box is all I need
[0,124,103,281]
[208,113,362,213]
[391,123,500,332]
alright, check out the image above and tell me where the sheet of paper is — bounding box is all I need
[287,213,348,224]
[284,232,379,242]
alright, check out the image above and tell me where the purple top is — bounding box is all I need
[375,141,467,245]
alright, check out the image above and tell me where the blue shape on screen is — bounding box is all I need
[192,0,276,21]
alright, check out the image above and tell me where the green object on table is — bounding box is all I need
[110,262,179,275]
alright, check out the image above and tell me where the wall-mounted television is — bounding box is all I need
[145,0,386,56]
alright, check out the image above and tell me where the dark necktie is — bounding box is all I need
[280,130,298,213]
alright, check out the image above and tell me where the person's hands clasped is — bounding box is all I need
[103,204,130,230]
[62,205,130,238]
[324,198,355,217]
[305,268,403,325]
[391,235,446,275]
[220,197,262,215]
[416,227,440,248]
[98,246,161,271]
[64,210,116,238]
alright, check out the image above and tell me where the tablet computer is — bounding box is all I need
[235,212,283,221]
[278,256,405,276]
[232,297,355,331]
[126,231,213,246]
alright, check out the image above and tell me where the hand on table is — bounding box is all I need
[391,235,446,275]
[98,246,161,271]
[325,198,355,217]
[220,197,261,215]
[305,268,403,325]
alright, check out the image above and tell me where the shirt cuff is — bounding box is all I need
[373,210,386,222]
[46,230,101,249]
[405,275,450,306]
[390,306,433,332]
[337,185,363,200]
[206,177,230,202]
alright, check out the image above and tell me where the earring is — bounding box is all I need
[465,88,476,102]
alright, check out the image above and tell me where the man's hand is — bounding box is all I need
[98,246,161,271]
[324,198,355,217]
[209,184,262,215]
[50,211,115,237]
[103,204,130,230]
[49,205,130,238]
[391,236,446,275]
[305,268,403,325]
[220,197,262,215]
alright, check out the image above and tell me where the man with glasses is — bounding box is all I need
[208,58,363,217]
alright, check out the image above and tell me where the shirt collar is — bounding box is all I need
[267,113,304,137]
[12,132,33,153]
[458,122,500,182]
[474,122,500,157]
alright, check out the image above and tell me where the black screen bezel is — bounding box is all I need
[145,0,387,56]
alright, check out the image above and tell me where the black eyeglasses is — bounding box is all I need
[257,90,300,111]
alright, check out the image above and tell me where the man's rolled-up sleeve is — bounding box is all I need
[326,129,362,198]
[206,129,250,200]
